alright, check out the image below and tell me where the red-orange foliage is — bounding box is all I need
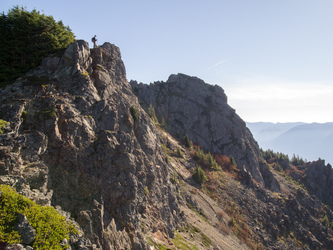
[214,154,232,171]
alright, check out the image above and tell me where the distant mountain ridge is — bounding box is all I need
[247,122,333,164]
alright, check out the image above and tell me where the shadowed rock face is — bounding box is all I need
[303,160,333,207]
[0,41,183,249]
[131,74,266,186]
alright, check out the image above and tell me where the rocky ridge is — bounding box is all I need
[0,40,332,249]
[130,75,280,191]
[0,40,181,249]
[0,40,245,249]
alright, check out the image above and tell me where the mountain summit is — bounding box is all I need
[0,40,332,249]
[131,75,262,183]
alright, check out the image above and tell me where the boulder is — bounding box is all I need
[15,214,36,245]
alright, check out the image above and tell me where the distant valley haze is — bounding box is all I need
[247,122,333,165]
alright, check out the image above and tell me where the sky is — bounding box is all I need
[2,0,333,123]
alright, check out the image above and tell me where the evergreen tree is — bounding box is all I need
[0,6,76,87]
[193,166,208,184]
[147,104,158,123]
[229,155,237,167]
[184,134,192,148]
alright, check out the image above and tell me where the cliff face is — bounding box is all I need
[0,41,185,249]
[131,75,265,185]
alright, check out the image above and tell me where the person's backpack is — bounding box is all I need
[92,37,95,42]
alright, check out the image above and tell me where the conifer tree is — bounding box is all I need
[0,6,76,87]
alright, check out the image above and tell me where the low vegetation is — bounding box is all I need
[192,146,219,170]
[0,185,77,249]
[0,119,8,134]
[173,232,199,250]
[183,134,192,148]
[186,144,260,248]
[260,148,308,191]
[147,104,158,124]
[176,146,184,158]
[193,166,208,184]
[130,106,138,122]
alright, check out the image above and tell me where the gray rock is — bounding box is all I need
[0,40,182,249]
[15,214,36,245]
[6,243,25,250]
[303,160,333,207]
[131,73,277,187]
[259,163,281,193]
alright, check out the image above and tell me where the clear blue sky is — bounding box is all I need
[3,0,333,123]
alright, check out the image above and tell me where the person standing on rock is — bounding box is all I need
[92,35,97,48]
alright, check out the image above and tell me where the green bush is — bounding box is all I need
[176,146,184,158]
[41,108,57,119]
[147,104,158,124]
[0,6,76,87]
[130,106,138,122]
[207,153,218,170]
[21,111,27,120]
[0,185,77,249]
[143,186,149,196]
[229,155,237,167]
[193,166,208,184]
[184,134,192,148]
[0,119,8,134]
[194,147,205,162]
[193,147,218,170]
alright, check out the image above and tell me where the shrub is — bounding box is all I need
[0,119,8,134]
[0,185,77,249]
[41,108,56,119]
[143,186,149,196]
[194,147,205,162]
[21,111,27,120]
[80,71,89,76]
[147,104,158,123]
[214,154,232,171]
[160,117,167,130]
[176,146,184,158]
[130,106,138,122]
[229,155,237,167]
[201,232,212,247]
[193,166,208,184]
[207,153,218,170]
[192,146,218,170]
[184,134,192,148]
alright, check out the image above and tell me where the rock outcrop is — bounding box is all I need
[15,214,36,245]
[0,40,184,249]
[302,160,333,208]
[131,74,268,186]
